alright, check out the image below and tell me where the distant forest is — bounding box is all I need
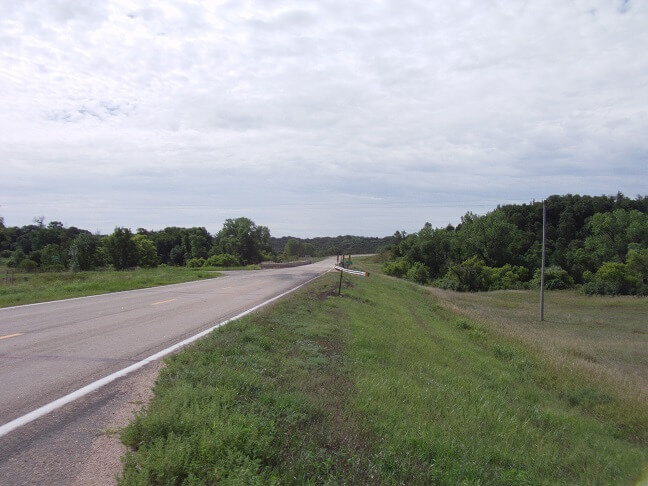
[384,193,648,296]
[269,235,393,257]
[0,215,391,272]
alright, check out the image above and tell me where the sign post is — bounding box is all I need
[335,254,369,295]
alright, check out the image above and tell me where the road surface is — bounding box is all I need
[0,258,333,484]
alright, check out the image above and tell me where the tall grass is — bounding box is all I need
[428,287,648,400]
[119,271,648,484]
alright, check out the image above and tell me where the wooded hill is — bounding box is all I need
[270,235,393,257]
[384,193,648,295]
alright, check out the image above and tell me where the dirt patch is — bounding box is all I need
[71,360,164,486]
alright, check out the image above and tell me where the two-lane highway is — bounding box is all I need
[0,259,333,430]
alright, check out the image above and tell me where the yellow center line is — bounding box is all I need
[0,333,23,340]
[152,298,177,306]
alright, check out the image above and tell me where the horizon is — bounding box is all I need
[2,191,644,239]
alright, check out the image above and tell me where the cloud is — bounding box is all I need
[0,0,647,236]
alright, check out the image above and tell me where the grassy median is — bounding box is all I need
[0,266,221,308]
[119,269,648,484]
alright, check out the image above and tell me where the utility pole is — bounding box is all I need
[540,199,546,321]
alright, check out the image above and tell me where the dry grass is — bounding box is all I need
[429,288,648,400]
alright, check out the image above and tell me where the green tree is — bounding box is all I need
[456,211,526,267]
[40,243,66,269]
[133,235,158,268]
[169,245,186,266]
[71,233,102,271]
[105,227,137,270]
[627,247,648,287]
[216,218,270,265]
[584,262,640,295]
[284,238,304,257]
[584,209,648,267]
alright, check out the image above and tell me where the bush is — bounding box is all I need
[20,259,38,272]
[442,256,491,292]
[186,257,206,268]
[406,262,430,284]
[532,266,574,290]
[583,262,641,295]
[489,264,528,290]
[205,253,241,267]
[384,258,410,278]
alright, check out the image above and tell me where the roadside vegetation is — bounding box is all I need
[119,265,648,484]
[0,215,389,277]
[0,265,220,308]
[383,193,648,295]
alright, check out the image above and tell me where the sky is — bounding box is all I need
[1,0,647,237]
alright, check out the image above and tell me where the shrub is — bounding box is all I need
[384,258,410,278]
[489,264,527,290]
[443,256,491,292]
[583,262,641,295]
[20,259,39,272]
[186,257,206,268]
[205,253,241,267]
[532,266,574,290]
[406,262,429,284]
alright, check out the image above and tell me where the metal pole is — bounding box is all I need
[540,199,546,321]
[338,254,344,295]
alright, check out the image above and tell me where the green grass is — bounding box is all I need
[428,287,648,399]
[119,267,648,484]
[0,266,221,308]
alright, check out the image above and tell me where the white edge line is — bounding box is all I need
[0,268,332,439]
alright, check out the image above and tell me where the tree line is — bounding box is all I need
[384,193,648,296]
[0,217,272,271]
[0,216,394,272]
[270,235,393,257]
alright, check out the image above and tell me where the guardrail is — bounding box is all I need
[260,259,312,269]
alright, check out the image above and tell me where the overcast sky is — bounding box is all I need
[1,0,646,237]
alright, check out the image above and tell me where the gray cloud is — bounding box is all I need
[1,0,647,236]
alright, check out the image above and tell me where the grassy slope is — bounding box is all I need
[119,269,648,484]
[0,267,221,308]
[428,288,648,398]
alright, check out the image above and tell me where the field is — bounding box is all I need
[0,266,221,308]
[119,263,648,484]
[429,288,648,399]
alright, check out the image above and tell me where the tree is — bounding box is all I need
[188,228,212,259]
[627,247,648,286]
[105,227,137,270]
[585,209,648,266]
[169,245,186,266]
[216,218,271,265]
[456,211,526,268]
[284,238,304,257]
[71,233,102,271]
[133,234,158,268]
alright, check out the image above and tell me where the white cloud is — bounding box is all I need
[0,0,646,236]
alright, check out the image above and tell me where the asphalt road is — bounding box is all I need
[0,258,334,480]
